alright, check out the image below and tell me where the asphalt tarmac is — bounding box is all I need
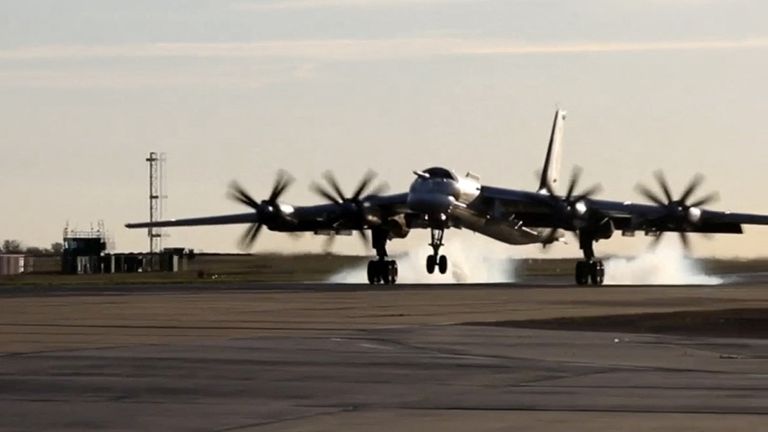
[2,282,768,431]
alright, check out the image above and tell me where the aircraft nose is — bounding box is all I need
[407,192,457,214]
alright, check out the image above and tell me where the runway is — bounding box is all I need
[2,282,768,431]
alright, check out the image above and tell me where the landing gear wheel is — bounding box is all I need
[377,260,389,285]
[589,260,605,285]
[575,261,589,286]
[426,255,436,274]
[438,255,448,274]
[367,260,377,284]
[367,260,399,285]
[387,260,398,285]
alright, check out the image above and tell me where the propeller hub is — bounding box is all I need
[311,169,389,229]
[635,171,719,252]
[258,201,276,216]
[541,166,602,234]
[342,201,359,214]
[228,170,294,250]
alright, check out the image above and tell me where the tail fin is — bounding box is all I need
[538,109,567,194]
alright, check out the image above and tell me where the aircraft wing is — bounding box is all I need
[479,186,768,234]
[289,193,411,230]
[125,193,411,231]
[125,212,257,228]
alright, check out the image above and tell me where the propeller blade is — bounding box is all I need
[311,182,342,204]
[366,182,390,197]
[678,231,691,252]
[239,222,263,250]
[636,184,667,206]
[542,228,558,246]
[239,224,255,248]
[679,173,704,204]
[322,232,337,253]
[275,173,294,202]
[267,175,283,202]
[229,181,260,209]
[356,229,369,250]
[650,232,664,249]
[689,191,720,208]
[268,170,293,202]
[323,171,347,203]
[352,170,377,201]
[573,183,603,202]
[565,166,582,201]
[654,170,674,203]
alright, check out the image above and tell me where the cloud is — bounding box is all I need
[232,0,474,10]
[1,37,767,62]
[0,63,316,89]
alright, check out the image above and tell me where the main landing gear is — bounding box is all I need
[426,228,448,275]
[575,260,604,285]
[367,227,398,285]
[575,232,604,285]
[367,259,398,285]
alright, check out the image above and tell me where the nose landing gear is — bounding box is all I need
[426,228,448,275]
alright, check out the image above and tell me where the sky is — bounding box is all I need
[1,0,767,258]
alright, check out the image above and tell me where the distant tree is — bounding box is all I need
[1,239,23,254]
[50,242,64,255]
[24,246,46,256]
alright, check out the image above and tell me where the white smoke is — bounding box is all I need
[327,232,722,285]
[604,242,722,285]
[328,232,517,283]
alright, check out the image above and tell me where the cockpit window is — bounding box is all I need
[423,167,457,181]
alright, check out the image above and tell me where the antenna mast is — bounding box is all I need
[146,152,167,253]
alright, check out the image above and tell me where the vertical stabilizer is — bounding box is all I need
[538,109,567,194]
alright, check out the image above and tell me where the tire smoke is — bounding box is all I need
[604,242,722,285]
[328,232,517,283]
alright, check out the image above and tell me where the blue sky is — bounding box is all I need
[1,0,767,257]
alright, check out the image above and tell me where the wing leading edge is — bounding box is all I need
[125,212,256,228]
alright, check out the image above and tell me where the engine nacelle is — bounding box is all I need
[384,216,410,239]
[593,218,615,240]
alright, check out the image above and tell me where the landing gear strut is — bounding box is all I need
[575,232,604,285]
[367,227,398,285]
[426,228,448,275]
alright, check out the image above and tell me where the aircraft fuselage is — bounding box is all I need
[405,166,544,245]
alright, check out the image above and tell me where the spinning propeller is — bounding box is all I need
[541,166,603,245]
[635,171,719,250]
[311,170,389,251]
[228,170,294,250]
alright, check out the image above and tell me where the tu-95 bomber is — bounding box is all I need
[126,110,768,285]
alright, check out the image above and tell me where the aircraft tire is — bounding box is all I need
[426,255,436,274]
[590,260,605,285]
[388,260,398,284]
[367,260,377,284]
[438,255,448,274]
[575,261,589,285]
[381,262,391,285]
